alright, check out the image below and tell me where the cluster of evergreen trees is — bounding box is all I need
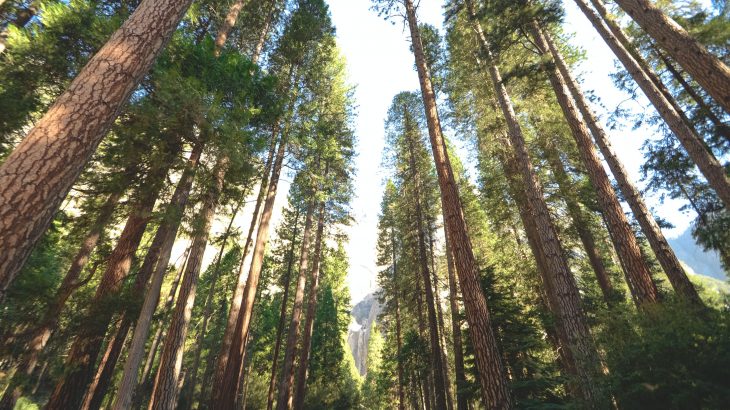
[364,0,730,409]
[0,0,360,408]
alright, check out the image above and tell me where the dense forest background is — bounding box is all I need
[0,0,728,409]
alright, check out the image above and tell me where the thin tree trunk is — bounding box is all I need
[403,107,448,410]
[267,208,302,410]
[443,224,467,410]
[529,22,660,306]
[81,318,131,410]
[574,0,730,208]
[0,190,121,410]
[612,0,730,112]
[276,201,317,410]
[148,156,228,410]
[251,0,277,64]
[112,143,204,410]
[403,1,512,406]
[0,0,194,294]
[464,1,604,404]
[391,227,406,410]
[429,230,454,410]
[542,146,615,303]
[211,120,290,408]
[293,201,326,409]
[46,174,165,409]
[540,27,704,306]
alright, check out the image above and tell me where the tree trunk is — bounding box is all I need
[464,1,604,404]
[211,122,290,408]
[403,107,448,410]
[573,0,730,208]
[293,201,326,409]
[112,143,203,410]
[540,26,704,306]
[214,0,250,55]
[81,318,131,410]
[0,0,194,294]
[276,201,316,410]
[403,0,512,407]
[0,190,121,410]
[443,224,467,410]
[542,145,615,303]
[529,22,659,306]
[612,0,730,112]
[391,227,406,410]
[252,0,278,64]
[267,208,302,410]
[45,177,164,409]
[148,156,228,410]
[429,230,454,410]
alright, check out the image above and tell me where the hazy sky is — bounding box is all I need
[326,0,695,304]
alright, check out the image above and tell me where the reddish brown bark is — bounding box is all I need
[0,0,194,294]
[214,0,250,55]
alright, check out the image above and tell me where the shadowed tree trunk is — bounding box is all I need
[611,0,730,112]
[539,26,704,306]
[464,0,605,404]
[392,228,407,410]
[573,0,730,208]
[252,0,278,64]
[404,0,512,406]
[0,0,194,295]
[443,222,467,410]
[148,156,229,410]
[267,208,302,410]
[112,143,204,410]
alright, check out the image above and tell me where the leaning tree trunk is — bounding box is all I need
[573,0,730,209]
[404,108,449,410]
[213,0,250,55]
[266,208,302,410]
[148,156,228,410]
[211,126,290,408]
[45,162,169,410]
[464,0,605,404]
[611,0,730,112]
[443,223,468,410]
[529,22,659,306]
[539,26,704,306]
[0,0,194,295]
[251,0,278,64]
[404,0,512,407]
[0,189,122,410]
[276,201,317,410]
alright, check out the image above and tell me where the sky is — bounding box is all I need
[326,0,696,304]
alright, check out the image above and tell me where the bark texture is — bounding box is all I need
[0,0,193,294]
[405,0,512,407]
[214,0,250,54]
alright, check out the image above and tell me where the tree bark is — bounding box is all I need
[0,0,194,294]
[293,201,326,409]
[404,0,512,407]
[214,0,250,55]
[252,0,278,64]
[464,1,605,404]
[612,0,730,112]
[0,190,121,410]
[112,142,203,410]
[45,173,165,409]
[276,200,316,410]
[267,208,302,410]
[443,223,467,410]
[148,156,228,410]
[540,27,704,306]
[574,0,730,208]
[211,123,289,408]
[81,318,130,410]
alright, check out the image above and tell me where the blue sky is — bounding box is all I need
[327,0,694,303]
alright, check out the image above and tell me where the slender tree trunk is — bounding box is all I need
[214,0,250,55]
[45,173,165,409]
[429,230,454,410]
[464,1,604,404]
[182,199,245,409]
[391,227,406,410]
[267,208,302,410]
[542,146,615,303]
[574,0,730,208]
[112,143,203,410]
[529,22,659,306]
[251,0,277,64]
[0,190,121,410]
[293,201,326,409]
[211,122,290,408]
[276,201,317,410]
[540,27,705,306]
[81,318,131,410]
[148,156,228,410]
[403,107,448,410]
[403,1,512,406]
[443,224,467,410]
[611,0,730,112]
[0,0,194,294]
